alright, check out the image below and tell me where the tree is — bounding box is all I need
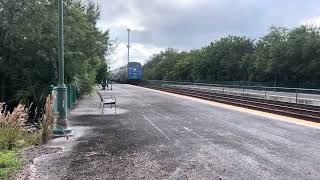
[143,26,320,88]
[0,0,111,112]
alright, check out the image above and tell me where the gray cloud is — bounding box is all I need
[97,0,320,68]
[99,0,320,49]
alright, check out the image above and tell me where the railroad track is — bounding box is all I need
[143,85,320,123]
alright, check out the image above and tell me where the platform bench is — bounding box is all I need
[97,91,116,114]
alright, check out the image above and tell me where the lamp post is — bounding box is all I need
[109,59,113,90]
[127,28,131,79]
[53,0,71,135]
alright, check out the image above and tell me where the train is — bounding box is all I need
[112,62,142,84]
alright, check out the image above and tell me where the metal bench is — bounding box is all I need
[97,91,116,114]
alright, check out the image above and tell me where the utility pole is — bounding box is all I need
[127,28,131,79]
[53,0,71,135]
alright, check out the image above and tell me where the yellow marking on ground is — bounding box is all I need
[135,85,320,129]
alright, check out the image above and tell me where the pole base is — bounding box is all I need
[52,127,72,136]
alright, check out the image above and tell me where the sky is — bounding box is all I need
[96,0,320,69]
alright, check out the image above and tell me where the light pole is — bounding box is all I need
[109,59,112,90]
[53,0,71,135]
[127,28,131,79]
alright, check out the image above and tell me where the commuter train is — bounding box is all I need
[112,62,142,84]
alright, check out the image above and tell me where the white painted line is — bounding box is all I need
[183,127,203,138]
[143,115,170,140]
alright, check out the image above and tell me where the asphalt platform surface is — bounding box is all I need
[33,84,320,180]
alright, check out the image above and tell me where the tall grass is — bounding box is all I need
[0,103,29,150]
[0,94,56,151]
[40,95,56,143]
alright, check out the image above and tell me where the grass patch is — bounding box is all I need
[0,151,21,179]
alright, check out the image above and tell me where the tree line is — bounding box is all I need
[0,0,111,111]
[143,26,320,88]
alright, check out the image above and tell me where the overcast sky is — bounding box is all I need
[96,0,320,69]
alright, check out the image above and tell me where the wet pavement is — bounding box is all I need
[30,84,320,180]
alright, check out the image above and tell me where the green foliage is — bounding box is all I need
[96,62,109,83]
[0,0,111,112]
[143,26,320,87]
[0,151,21,179]
[74,72,97,95]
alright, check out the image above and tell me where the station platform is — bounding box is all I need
[31,84,320,179]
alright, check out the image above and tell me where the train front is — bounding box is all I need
[127,62,142,84]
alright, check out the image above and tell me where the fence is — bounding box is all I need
[144,80,320,106]
[50,84,79,112]
[149,80,320,89]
